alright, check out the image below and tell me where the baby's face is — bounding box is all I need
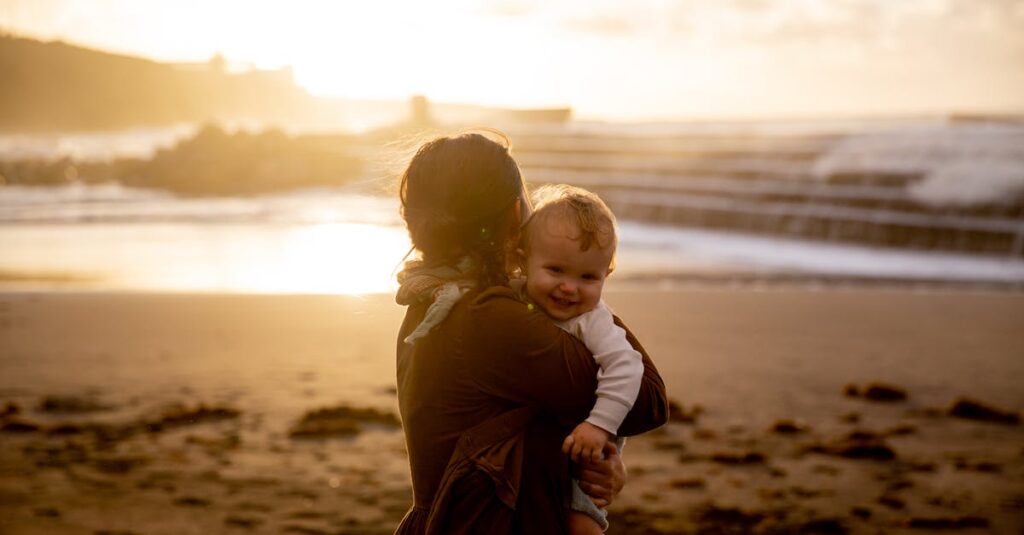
[523,220,613,322]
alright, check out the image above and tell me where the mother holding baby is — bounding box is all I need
[393,131,668,534]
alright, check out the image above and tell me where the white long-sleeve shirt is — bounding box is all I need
[556,300,644,435]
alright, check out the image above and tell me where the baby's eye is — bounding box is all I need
[546,266,563,274]
[582,273,599,281]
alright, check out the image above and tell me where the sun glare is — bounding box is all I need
[246,223,410,295]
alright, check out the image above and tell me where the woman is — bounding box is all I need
[394,132,668,534]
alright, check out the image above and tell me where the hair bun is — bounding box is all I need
[398,131,524,285]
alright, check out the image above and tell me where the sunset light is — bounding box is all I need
[249,223,410,295]
[2,1,1024,533]
[3,0,1022,119]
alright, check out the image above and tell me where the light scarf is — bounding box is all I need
[395,257,477,345]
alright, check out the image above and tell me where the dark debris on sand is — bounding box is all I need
[92,454,150,474]
[37,395,114,414]
[32,506,61,518]
[224,515,264,529]
[608,506,678,535]
[883,423,917,436]
[691,504,850,535]
[903,515,990,529]
[670,477,707,490]
[173,495,212,507]
[849,506,872,519]
[668,398,703,424]
[3,402,240,442]
[876,495,905,510]
[5,402,241,471]
[1,417,41,433]
[692,504,767,532]
[710,451,767,465]
[951,455,1003,473]
[770,419,809,434]
[148,404,240,430]
[797,517,849,534]
[838,412,860,424]
[947,397,1020,425]
[805,430,897,461]
[1,401,21,417]
[844,382,908,402]
[289,404,400,439]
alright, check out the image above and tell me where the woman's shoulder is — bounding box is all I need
[471,284,520,303]
[466,284,535,318]
[456,284,560,342]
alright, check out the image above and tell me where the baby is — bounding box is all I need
[516,184,643,534]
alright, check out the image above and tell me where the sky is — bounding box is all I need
[2,0,1023,121]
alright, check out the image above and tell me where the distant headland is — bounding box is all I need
[0,32,571,133]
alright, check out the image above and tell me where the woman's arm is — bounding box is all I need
[613,315,669,436]
[464,288,669,434]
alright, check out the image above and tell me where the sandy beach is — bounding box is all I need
[1,288,1022,534]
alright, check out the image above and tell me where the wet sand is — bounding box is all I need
[0,289,1022,534]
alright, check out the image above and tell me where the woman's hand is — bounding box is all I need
[573,441,626,508]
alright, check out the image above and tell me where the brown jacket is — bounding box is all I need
[395,286,669,535]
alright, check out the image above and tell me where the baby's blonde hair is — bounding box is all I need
[521,184,618,264]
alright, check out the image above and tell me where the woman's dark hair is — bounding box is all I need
[399,131,525,286]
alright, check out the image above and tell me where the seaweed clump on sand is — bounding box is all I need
[1,418,42,433]
[1,401,241,445]
[770,419,809,434]
[843,382,908,403]
[37,395,114,414]
[1,401,21,417]
[947,398,1020,425]
[146,404,240,431]
[805,430,897,461]
[289,405,400,439]
[4,401,241,472]
[667,399,703,424]
[709,451,767,465]
[903,516,989,529]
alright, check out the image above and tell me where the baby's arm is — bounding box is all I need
[558,300,644,462]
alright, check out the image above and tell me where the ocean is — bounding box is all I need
[1,119,1023,294]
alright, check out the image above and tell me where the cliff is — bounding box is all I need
[0,33,316,131]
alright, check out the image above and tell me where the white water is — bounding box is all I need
[617,222,1024,284]
[5,119,1024,213]
[812,122,1024,206]
[1,184,1021,293]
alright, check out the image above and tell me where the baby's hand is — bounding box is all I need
[562,422,613,463]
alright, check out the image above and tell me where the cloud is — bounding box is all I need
[470,0,1024,51]
[478,0,537,18]
[647,0,1024,49]
[561,13,637,36]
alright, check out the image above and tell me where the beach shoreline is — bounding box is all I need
[1,288,1022,534]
